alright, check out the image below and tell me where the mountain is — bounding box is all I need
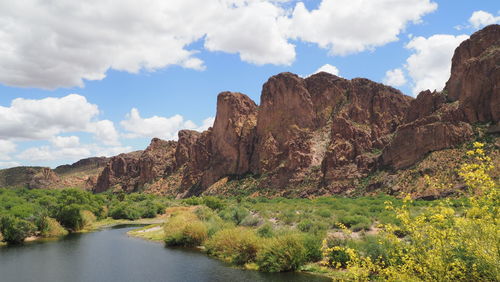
[2,25,498,198]
[0,157,110,190]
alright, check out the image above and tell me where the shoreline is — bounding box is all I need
[127,223,335,280]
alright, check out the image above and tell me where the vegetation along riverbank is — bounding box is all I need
[1,143,499,280]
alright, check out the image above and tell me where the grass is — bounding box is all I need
[127,224,165,241]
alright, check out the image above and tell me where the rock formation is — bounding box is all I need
[5,25,497,198]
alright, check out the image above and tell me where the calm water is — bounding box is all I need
[0,225,329,282]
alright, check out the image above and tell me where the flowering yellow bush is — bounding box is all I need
[320,142,499,281]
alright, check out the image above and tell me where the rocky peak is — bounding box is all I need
[445,24,500,122]
[207,92,257,180]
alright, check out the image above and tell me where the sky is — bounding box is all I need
[0,0,499,169]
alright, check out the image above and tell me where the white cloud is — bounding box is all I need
[50,136,80,148]
[17,143,132,163]
[204,1,295,65]
[88,120,120,146]
[311,64,340,76]
[0,94,120,147]
[0,140,16,160]
[121,108,213,140]
[405,34,469,95]
[0,0,439,89]
[287,0,437,55]
[383,68,407,87]
[0,161,20,169]
[0,0,295,89]
[469,10,500,29]
[194,117,216,132]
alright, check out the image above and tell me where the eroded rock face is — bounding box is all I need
[320,78,412,183]
[90,25,498,196]
[93,139,177,193]
[381,25,500,170]
[445,24,500,123]
[202,92,257,186]
[382,104,474,170]
[29,168,61,189]
[251,72,412,189]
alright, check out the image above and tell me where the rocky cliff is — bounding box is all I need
[3,25,497,198]
[90,24,499,197]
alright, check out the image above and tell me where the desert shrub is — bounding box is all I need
[302,234,323,262]
[109,202,141,220]
[36,216,68,237]
[80,210,96,227]
[315,208,332,218]
[183,197,203,206]
[164,212,208,247]
[337,214,371,231]
[321,238,351,268]
[297,219,314,232]
[240,214,260,227]
[348,235,392,265]
[56,204,85,230]
[203,196,225,211]
[0,215,35,244]
[205,227,260,265]
[321,143,500,281]
[257,223,274,238]
[194,206,217,221]
[219,206,249,225]
[279,210,297,224]
[256,233,307,272]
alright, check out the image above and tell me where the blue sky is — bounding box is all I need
[0,0,499,168]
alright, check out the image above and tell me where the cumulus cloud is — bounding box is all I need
[50,136,80,148]
[0,0,438,89]
[311,64,340,76]
[405,34,469,95]
[383,68,407,87]
[17,143,132,163]
[204,1,295,65]
[287,0,437,55]
[0,140,16,160]
[121,108,213,140]
[0,94,120,146]
[0,161,20,169]
[469,10,500,29]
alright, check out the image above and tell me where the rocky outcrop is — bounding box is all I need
[54,157,109,174]
[445,24,500,123]
[382,103,474,169]
[84,24,499,197]
[382,25,499,170]
[202,92,257,186]
[93,139,177,193]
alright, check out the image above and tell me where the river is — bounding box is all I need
[0,225,330,282]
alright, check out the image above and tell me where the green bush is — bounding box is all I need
[205,227,261,265]
[36,216,68,237]
[0,215,35,244]
[240,214,260,227]
[56,204,85,230]
[109,202,141,220]
[302,234,322,262]
[219,206,249,225]
[257,223,274,238]
[337,214,371,231]
[315,208,332,218]
[164,212,208,247]
[203,197,225,211]
[256,234,307,272]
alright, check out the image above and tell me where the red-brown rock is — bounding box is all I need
[445,24,500,123]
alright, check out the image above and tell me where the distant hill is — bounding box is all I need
[0,157,110,190]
